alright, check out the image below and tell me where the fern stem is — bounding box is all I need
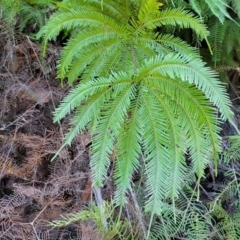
[93,186,108,229]
[205,37,213,55]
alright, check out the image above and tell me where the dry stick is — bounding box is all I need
[0,102,39,131]
[129,189,147,239]
[21,204,49,240]
[30,205,49,240]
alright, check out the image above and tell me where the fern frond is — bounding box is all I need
[0,0,53,32]
[67,39,123,84]
[143,74,220,200]
[209,18,227,66]
[220,135,240,163]
[230,0,240,18]
[53,78,113,123]
[50,201,134,239]
[114,94,142,206]
[38,9,127,52]
[155,34,200,59]
[205,0,232,23]
[140,54,233,120]
[223,19,240,56]
[39,1,212,85]
[188,0,203,19]
[88,0,130,20]
[141,90,169,215]
[210,202,240,239]
[137,0,163,25]
[63,89,110,146]
[136,8,209,40]
[91,83,136,186]
[57,28,120,82]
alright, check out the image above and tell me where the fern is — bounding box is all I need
[38,0,209,84]
[208,18,227,66]
[50,202,138,239]
[38,0,235,231]
[204,0,232,23]
[229,0,240,18]
[0,0,55,33]
[164,0,237,23]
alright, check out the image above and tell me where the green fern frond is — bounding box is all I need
[210,202,240,239]
[57,29,121,83]
[38,8,127,53]
[114,94,142,206]
[137,0,163,25]
[220,135,240,163]
[230,0,240,18]
[136,8,209,39]
[188,0,204,19]
[140,54,233,120]
[224,19,240,56]
[142,66,220,198]
[18,3,47,31]
[136,32,200,60]
[204,0,229,23]
[0,0,53,32]
[164,0,239,24]
[141,90,170,215]
[53,78,113,123]
[209,18,228,66]
[91,83,136,186]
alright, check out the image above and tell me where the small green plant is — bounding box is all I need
[0,0,55,34]
[50,202,139,239]
[37,0,235,229]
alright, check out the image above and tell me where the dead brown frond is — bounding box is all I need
[214,65,240,73]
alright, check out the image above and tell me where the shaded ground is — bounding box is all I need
[0,24,240,240]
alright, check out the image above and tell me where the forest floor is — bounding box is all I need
[0,29,240,239]
[0,29,118,239]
